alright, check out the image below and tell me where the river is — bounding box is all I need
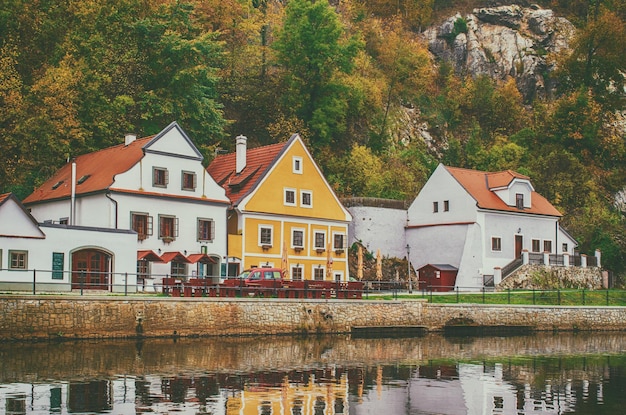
[0,332,625,414]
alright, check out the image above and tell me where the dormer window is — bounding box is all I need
[77,175,91,184]
[52,180,64,190]
[516,193,524,209]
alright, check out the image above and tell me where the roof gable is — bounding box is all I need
[0,193,45,238]
[445,166,561,216]
[22,122,204,205]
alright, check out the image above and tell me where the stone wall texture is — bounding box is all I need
[1,296,625,341]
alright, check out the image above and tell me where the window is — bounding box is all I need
[153,167,168,187]
[77,174,91,184]
[314,231,325,250]
[197,218,215,241]
[137,260,149,277]
[293,156,303,174]
[333,233,345,250]
[301,190,312,207]
[516,193,524,209]
[443,200,449,212]
[314,267,325,280]
[532,239,541,253]
[284,188,296,206]
[562,243,568,253]
[543,240,552,253]
[132,212,153,240]
[259,226,273,247]
[171,262,186,277]
[59,217,69,225]
[159,215,178,240]
[491,237,502,252]
[292,229,304,249]
[433,201,439,213]
[181,171,196,191]
[9,250,27,269]
[291,266,303,281]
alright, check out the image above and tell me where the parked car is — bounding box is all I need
[239,268,284,287]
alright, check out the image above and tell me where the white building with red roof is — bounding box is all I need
[22,122,230,290]
[0,193,136,292]
[406,164,578,290]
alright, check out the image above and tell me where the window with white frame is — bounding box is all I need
[491,237,502,252]
[293,156,303,174]
[301,190,312,207]
[291,265,303,281]
[314,267,325,280]
[333,233,346,251]
[181,171,196,191]
[153,167,168,187]
[284,188,296,206]
[314,231,325,250]
[562,243,568,253]
[171,262,186,277]
[544,240,552,253]
[292,229,305,249]
[532,239,541,253]
[9,250,27,270]
[259,225,273,247]
[516,193,524,209]
[197,218,215,241]
[132,212,153,241]
[333,271,343,281]
[159,215,178,240]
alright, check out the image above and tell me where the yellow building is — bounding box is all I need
[207,134,352,281]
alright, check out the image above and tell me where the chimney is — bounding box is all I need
[125,133,137,146]
[236,135,247,174]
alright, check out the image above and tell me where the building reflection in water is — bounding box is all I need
[0,334,625,414]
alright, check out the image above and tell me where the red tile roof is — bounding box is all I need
[206,137,293,205]
[159,251,191,263]
[0,193,9,205]
[137,250,164,262]
[445,166,562,216]
[186,253,217,264]
[23,136,153,205]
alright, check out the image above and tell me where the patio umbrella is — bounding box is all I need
[281,242,289,279]
[326,242,333,279]
[376,249,382,281]
[357,244,363,280]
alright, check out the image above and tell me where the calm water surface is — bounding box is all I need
[1,332,625,414]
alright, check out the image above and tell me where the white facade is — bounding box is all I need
[0,194,136,292]
[406,164,578,290]
[346,204,408,259]
[23,122,230,287]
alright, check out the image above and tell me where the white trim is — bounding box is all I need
[313,230,326,250]
[291,227,306,249]
[300,189,313,208]
[491,236,502,252]
[292,156,303,174]
[284,188,297,207]
[258,224,274,247]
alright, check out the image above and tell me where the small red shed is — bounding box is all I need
[417,264,458,292]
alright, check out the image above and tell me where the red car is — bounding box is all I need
[238,268,284,287]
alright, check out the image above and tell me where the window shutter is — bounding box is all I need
[147,216,153,236]
[174,217,179,237]
[165,169,169,185]
[193,173,197,189]
[210,220,215,240]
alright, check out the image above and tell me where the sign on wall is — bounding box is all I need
[52,252,64,279]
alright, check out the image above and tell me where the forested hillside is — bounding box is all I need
[1,0,625,279]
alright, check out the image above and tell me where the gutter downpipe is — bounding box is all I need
[70,161,76,226]
[106,191,119,229]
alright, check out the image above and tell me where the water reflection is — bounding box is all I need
[0,333,625,414]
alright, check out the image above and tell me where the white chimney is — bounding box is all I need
[70,161,76,226]
[125,133,137,146]
[236,135,247,174]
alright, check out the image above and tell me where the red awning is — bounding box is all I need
[137,250,163,262]
[186,253,217,264]
[160,251,192,263]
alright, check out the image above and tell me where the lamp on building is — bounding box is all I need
[517,228,521,233]
[184,250,187,255]
[158,248,161,254]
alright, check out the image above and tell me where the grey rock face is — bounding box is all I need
[423,5,575,102]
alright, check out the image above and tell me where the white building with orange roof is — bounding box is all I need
[22,122,230,290]
[406,164,578,290]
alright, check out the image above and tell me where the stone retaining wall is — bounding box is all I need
[0,296,625,341]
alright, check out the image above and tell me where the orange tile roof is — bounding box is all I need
[160,251,191,263]
[445,166,562,216]
[0,193,9,205]
[186,253,217,264]
[23,136,153,205]
[207,137,293,205]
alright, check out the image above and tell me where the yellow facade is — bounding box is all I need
[233,137,351,281]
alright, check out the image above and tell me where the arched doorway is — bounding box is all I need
[72,249,112,290]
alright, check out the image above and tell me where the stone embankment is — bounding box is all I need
[1,296,625,341]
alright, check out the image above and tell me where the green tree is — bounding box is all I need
[272,0,363,148]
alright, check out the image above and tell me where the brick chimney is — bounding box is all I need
[236,135,247,174]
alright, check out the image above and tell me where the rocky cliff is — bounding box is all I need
[424,4,575,102]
